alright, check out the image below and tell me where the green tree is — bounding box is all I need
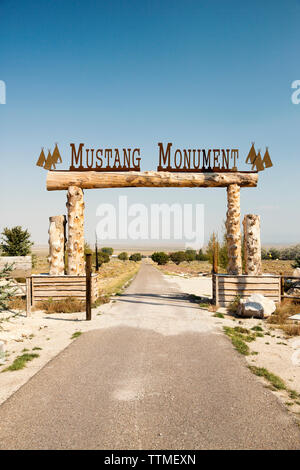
[0,264,15,310]
[169,251,186,265]
[205,232,219,266]
[101,247,114,256]
[118,252,128,261]
[129,253,142,262]
[151,252,169,265]
[218,229,228,270]
[1,226,33,256]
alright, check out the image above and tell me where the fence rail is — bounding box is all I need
[280,274,300,301]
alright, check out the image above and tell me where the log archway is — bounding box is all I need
[46,170,258,276]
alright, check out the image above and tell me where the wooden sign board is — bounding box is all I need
[37,142,272,174]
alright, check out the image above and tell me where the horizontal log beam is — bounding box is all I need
[47,171,258,190]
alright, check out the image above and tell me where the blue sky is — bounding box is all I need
[0,0,299,246]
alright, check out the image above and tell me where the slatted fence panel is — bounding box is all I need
[31,274,99,306]
[213,274,280,307]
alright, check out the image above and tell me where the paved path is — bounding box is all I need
[0,263,300,449]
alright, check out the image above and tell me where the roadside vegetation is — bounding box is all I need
[223,326,264,356]
[2,352,39,372]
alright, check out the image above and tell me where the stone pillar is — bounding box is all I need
[243,214,262,275]
[226,184,242,274]
[66,186,85,275]
[48,215,66,275]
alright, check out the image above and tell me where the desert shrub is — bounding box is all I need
[184,249,196,262]
[227,295,241,315]
[196,249,208,261]
[281,244,300,260]
[118,252,128,261]
[268,248,281,260]
[129,253,142,262]
[151,252,169,265]
[101,247,114,256]
[1,226,33,256]
[169,251,186,265]
[292,256,300,269]
[97,252,110,266]
[261,248,268,260]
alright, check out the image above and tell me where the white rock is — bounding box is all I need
[237,294,276,318]
[247,293,276,317]
[237,299,264,319]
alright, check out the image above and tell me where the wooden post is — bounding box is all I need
[26,277,31,316]
[212,234,218,274]
[95,234,99,271]
[243,214,262,275]
[226,184,242,275]
[86,253,92,321]
[280,272,284,300]
[63,215,67,275]
[48,215,66,275]
[66,186,85,275]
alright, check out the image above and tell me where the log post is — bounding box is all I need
[48,215,66,275]
[66,186,85,275]
[26,277,31,316]
[226,184,242,275]
[243,214,262,275]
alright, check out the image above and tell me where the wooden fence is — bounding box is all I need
[213,274,281,307]
[28,274,99,309]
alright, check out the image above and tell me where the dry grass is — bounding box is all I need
[261,260,294,276]
[34,297,86,313]
[8,297,26,310]
[267,299,300,336]
[157,259,293,277]
[280,324,300,336]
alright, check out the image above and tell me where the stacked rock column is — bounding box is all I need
[226,184,242,275]
[243,214,262,275]
[48,215,66,275]
[66,186,85,275]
